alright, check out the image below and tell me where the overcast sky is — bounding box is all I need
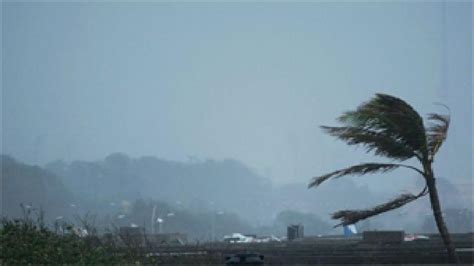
[2,2,472,191]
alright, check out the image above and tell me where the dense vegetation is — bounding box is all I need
[0,207,180,264]
[0,210,119,264]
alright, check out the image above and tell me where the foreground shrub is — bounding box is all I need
[0,217,119,264]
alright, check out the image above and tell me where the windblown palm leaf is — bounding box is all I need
[308,163,400,188]
[331,193,420,227]
[321,126,416,160]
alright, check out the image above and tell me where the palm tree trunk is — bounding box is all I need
[426,176,459,264]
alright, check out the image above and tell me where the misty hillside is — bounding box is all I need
[42,153,384,225]
[1,155,74,219]
[1,154,337,239]
[45,153,274,223]
[3,154,472,235]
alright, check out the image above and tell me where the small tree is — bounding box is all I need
[308,94,458,263]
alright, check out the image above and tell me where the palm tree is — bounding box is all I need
[308,93,459,264]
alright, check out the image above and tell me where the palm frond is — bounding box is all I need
[321,126,416,160]
[332,94,427,159]
[331,193,419,227]
[426,112,450,159]
[308,163,400,188]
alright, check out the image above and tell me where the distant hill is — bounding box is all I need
[45,153,275,223]
[44,153,381,226]
[1,155,74,219]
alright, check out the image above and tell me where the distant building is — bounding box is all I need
[287,224,304,241]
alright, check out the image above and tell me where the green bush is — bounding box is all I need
[0,217,121,264]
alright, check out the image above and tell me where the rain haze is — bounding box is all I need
[1,0,473,246]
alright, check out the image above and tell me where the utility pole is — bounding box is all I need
[151,205,157,234]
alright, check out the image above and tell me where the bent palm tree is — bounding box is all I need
[308,93,459,264]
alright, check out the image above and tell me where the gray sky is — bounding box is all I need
[2,2,472,190]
